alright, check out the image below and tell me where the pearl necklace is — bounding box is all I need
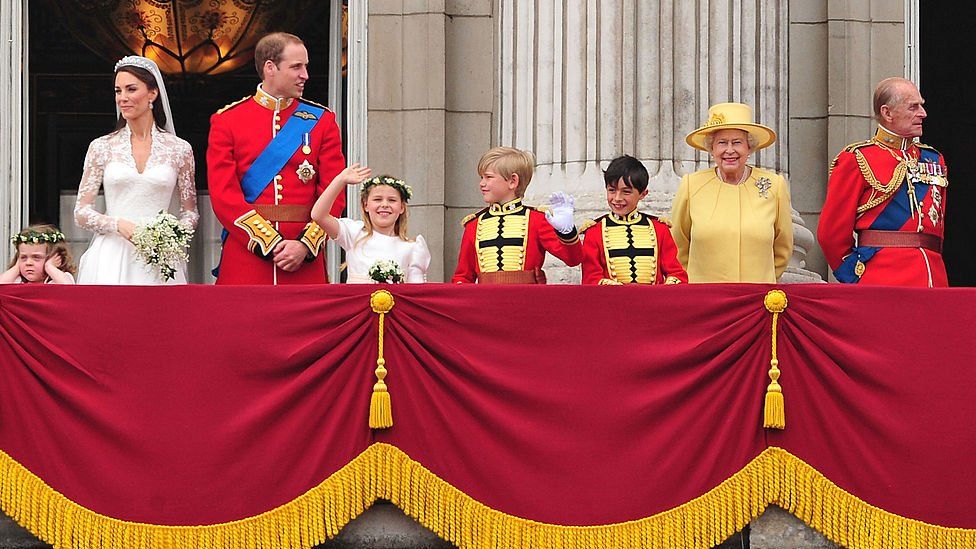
[716,166,750,185]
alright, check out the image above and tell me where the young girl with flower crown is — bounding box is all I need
[311,164,430,283]
[0,225,76,284]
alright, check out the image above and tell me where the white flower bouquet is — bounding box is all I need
[131,211,193,282]
[368,259,405,283]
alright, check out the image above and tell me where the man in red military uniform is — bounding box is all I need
[818,77,948,287]
[581,155,687,285]
[207,32,345,284]
[452,147,583,284]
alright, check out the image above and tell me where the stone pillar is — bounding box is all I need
[788,0,908,281]
[0,0,28,250]
[496,0,821,283]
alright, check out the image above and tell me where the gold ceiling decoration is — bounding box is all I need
[48,0,320,76]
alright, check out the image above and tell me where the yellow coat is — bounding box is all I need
[669,166,793,283]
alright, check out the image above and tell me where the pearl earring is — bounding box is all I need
[149,103,154,110]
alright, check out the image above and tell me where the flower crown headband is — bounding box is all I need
[361,176,413,201]
[12,230,65,246]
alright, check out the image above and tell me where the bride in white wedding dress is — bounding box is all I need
[74,56,199,284]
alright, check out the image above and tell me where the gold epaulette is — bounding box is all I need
[299,98,333,112]
[917,142,941,154]
[829,140,874,176]
[843,140,874,153]
[580,215,605,233]
[215,96,250,115]
[655,215,673,228]
[461,207,488,226]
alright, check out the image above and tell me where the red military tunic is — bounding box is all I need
[818,127,948,287]
[207,86,346,285]
[580,210,687,285]
[452,198,583,283]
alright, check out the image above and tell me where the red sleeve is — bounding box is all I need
[654,220,688,283]
[535,211,584,267]
[451,220,479,283]
[580,225,606,284]
[315,111,347,217]
[817,151,862,270]
[206,112,250,246]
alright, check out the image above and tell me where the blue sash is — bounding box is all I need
[213,101,325,277]
[240,102,325,202]
[834,150,935,283]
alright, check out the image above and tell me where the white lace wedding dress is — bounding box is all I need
[74,125,199,284]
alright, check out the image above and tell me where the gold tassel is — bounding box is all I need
[763,290,788,429]
[369,290,395,429]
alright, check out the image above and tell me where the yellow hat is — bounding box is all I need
[685,102,776,152]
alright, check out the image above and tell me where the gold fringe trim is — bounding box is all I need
[2,444,975,549]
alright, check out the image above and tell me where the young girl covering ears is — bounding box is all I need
[1,225,76,284]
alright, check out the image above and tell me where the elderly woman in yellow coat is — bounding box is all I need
[670,102,793,283]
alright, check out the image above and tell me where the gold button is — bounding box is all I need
[274,124,281,130]
[276,184,283,190]
[276,194,284,200]
[274,175,282,181]
[274,115,281,121]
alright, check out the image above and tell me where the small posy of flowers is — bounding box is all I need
[131,211,193,282]
[368,259,405,284]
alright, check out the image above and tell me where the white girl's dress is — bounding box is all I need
[73,126,199,284]
[333,218,430,283]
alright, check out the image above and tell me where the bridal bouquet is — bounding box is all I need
[368,259,405,283]
[131,211,193,282]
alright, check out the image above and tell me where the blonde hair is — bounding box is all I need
[477,147,535,197]
[9,224,77,276]
[356,181,412,246]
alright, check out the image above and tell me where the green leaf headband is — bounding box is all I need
[12,230,65,245]
[361,176,413,201]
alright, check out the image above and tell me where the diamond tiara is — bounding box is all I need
[114,55,160,74]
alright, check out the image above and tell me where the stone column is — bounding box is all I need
[496,0,820,283]
[0,0,28,249]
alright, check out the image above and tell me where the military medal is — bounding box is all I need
[297,159,316,183]
[854,260,866,277]
[302,133,311,155]
[755,177,771,199]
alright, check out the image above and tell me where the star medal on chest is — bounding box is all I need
[906,157,923,185]
[755,177,771,199]
[302,132,311,156]
[297,159,316,183]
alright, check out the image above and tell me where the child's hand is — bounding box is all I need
[45,252,64,271]
[544,191,577,234]
[339,163,372,186]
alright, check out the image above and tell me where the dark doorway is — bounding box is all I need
[28,2,339,227]
[921,3,975,286]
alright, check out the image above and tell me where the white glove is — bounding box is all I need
[545,191,576,234]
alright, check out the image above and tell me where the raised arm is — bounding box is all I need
[310,163,372,239]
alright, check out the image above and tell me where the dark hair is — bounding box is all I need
[254,32,304,78]
[604,155,649,192]
[113,65,167,132]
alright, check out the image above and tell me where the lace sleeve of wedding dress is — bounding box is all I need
[73,137,118,234]
[176,141,200,231]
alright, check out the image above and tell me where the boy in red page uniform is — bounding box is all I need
[452,147,583,283]
[581,155,686,285]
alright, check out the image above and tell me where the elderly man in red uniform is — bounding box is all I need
[818,77,948,287]
[207,32,345,284]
